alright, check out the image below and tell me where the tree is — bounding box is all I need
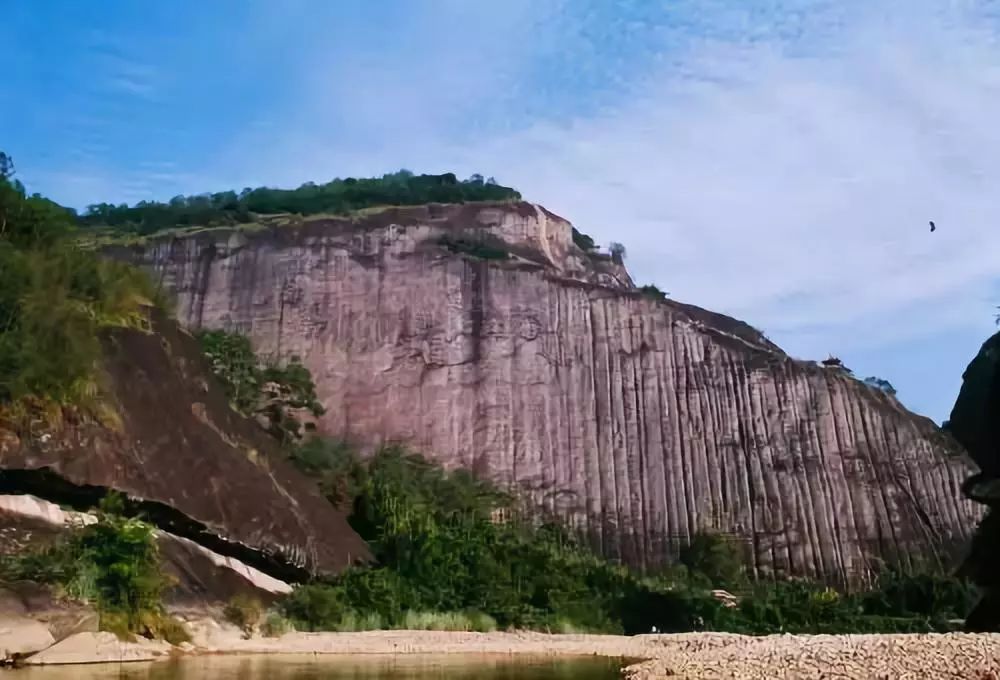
[197,329,325,444]
[609,242,627,263]
[863,376,897,395]
[0,152,14,180]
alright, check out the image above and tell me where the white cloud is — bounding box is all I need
[73,1,1000,417]
[439,6,1000,363]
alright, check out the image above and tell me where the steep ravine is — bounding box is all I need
[113,201,982,586]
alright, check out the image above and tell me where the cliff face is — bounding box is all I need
[947,332,1000,630]
[0,312,370,582]
[115,201,981,586]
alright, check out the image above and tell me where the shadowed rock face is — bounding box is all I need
[947,331,1000,630]
[0,312,370,582]
[116,201,980,585]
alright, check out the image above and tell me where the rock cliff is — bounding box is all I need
[113,201,981,586]
[947,331,1000,630]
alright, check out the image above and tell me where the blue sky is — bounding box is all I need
[5,1,1000,423]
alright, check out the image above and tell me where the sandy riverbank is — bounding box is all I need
[181,621,1000,679]
[10,619,1000,679]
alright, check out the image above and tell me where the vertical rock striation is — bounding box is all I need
[113,201,981,585]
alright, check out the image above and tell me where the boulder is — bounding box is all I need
[24,631,172,665]
[1,616,55,662]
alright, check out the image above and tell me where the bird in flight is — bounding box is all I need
[929,220,936,232]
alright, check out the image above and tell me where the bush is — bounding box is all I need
[437,234,510,260]
[639,284,668,301]
[679,533,746,589]
[572,228,596,251]
[77,496,167,634]
[0,493,175,640]
[197,329,324,443]
[223,594,264,635]
[260,612,295,637]
[280,583,346,632]
[0,158,158,423]
[141,612,191,645]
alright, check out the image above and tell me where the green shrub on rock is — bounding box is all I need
[223,593,264,635]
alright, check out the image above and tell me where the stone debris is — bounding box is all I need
[626,632,1000,680]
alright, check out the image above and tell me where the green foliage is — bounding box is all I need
[77,495,167,633]
[79,171,520,236]
[861,570,977,620]
[863,376,897,395]
[571,227,596,251]
[679,533,746,590]
[223,594,264,635]
[260,612,295,637]
[0,493,179,640]
[437,234,511,260]
[639,284,668,302]
[197,329,324,443]
[609,242,627,263]
[289,437,368,509]
[280,583,346,631]
[0,153,156,422]
[280,440,980,636]
[718,577,972,635]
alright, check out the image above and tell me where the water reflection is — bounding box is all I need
[10,654,626,679]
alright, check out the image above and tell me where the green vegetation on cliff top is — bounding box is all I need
[79,170,520,236]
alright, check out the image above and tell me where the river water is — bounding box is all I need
[8,655,628,679]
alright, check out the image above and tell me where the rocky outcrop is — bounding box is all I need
[0,617,54,663]
[946,331,1000,630]
[115,201,981,585]
[0,312,369,582]
[0,495,292,605]
[23,632,173,665]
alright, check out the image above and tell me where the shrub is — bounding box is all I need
[280,584,346,632]
[639,284,668,301]
[76,496,166,632]
[197,329,324,443]
[863,376,897,395]
[260,612,295,637]
[0,153,159,429]
[572,228,596,251]
[141,612,191,645]
[1,494,175,640]
[679,533,746,589]
[223,594,264,635]
[437,234,510,260]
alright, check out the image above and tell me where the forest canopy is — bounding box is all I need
[79,171,521,235]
